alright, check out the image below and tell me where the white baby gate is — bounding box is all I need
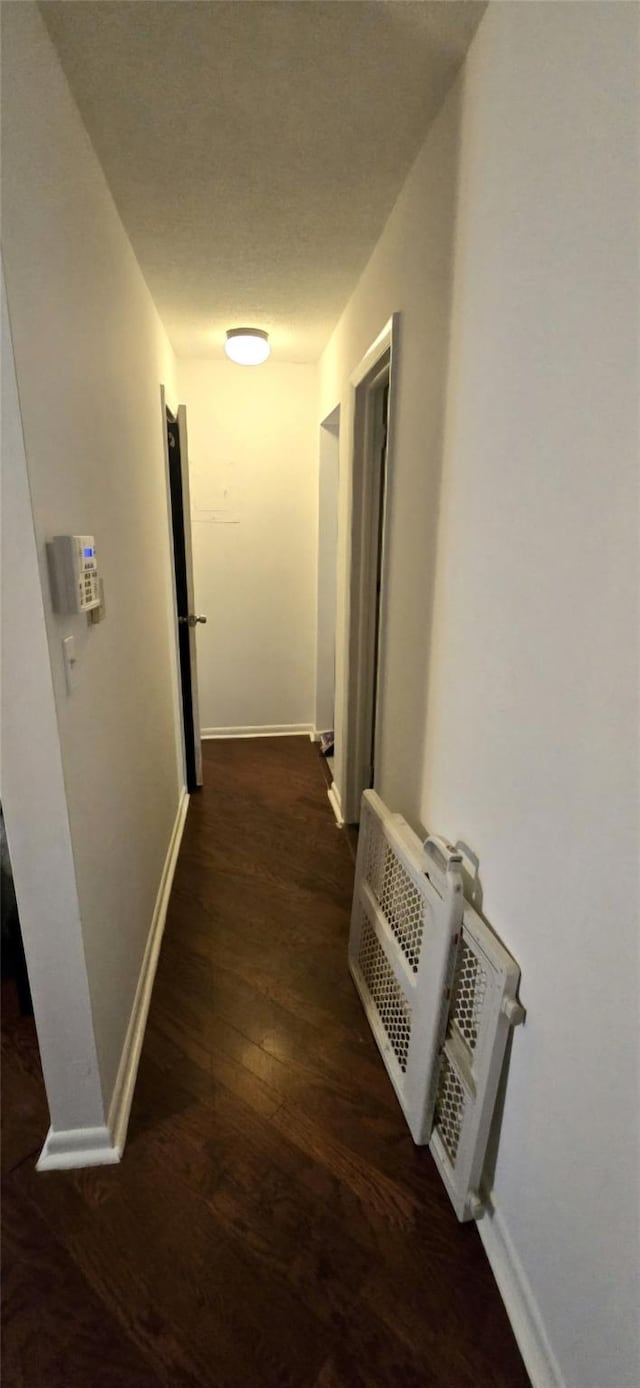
[348,790,524,1222]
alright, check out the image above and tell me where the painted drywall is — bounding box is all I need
[1,2,183,1117]
[319,5,639,1387]
[177,359,318,734]
[1,268,105,1134]
[315,407,340,735]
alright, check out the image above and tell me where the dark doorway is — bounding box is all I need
[165,404,204,792]
[369,378,390,786]
[1,805,32,1016]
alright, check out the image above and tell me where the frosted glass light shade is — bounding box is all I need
[224,327,270,365]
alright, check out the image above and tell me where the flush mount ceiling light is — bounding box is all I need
[224,327,271,366]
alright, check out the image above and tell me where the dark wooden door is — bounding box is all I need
[166,405,203,791]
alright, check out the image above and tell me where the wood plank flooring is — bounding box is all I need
[2,737,529,1387]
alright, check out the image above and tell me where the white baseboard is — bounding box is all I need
[201,723,314,740]
[37,1124,120,1171]
[327,781,344,827]
[478,1194,565,1388]
[37,788,190,1173]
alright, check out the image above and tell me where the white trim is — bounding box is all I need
[176,403,203,786]
[37,788,190,1172]
[478,1195,565,1388]
[342,313,398,824]
[160,385,187,794]
[37,1125,120,1172]
[327,782,344,827]
[314,404,341,745]
[201,724,314,740]
[349,317,394,389]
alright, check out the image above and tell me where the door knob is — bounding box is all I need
[179,614,207,626]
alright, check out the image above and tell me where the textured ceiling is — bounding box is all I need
[41,1,484,362]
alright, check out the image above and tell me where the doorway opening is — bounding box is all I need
[161,391,205,792]
[342,316,396,825]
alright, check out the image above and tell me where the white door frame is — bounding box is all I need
[160,384,186,788]
[314,404,340,737]
[160,387,203,789]
[342,314,398,824]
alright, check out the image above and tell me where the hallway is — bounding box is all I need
[2,738,528,1387]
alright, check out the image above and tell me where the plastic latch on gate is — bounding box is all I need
[423,834,464,883]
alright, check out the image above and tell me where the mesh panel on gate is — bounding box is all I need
[364,825,426,973]
[449,940,488,1053]
[434,1051,465,1165]
[353,792,523,1220]
[364,807,386,902]
[358,914,412,1072]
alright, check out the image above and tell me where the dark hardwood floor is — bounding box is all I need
[2,737,529,1387]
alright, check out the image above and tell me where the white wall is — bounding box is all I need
[315,407,340,735]
[178,359,318,735]
[1,270,105,1135]
[1,3,182,1121]
[319,5,639,1387]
